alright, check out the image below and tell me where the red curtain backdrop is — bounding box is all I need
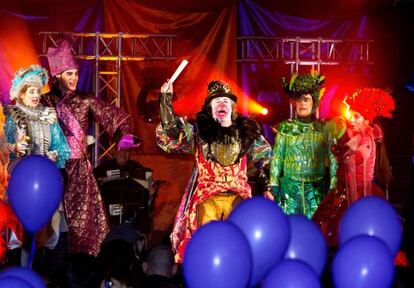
[103,0,237,151]
[103,0,238,229]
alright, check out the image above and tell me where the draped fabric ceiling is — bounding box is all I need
[1,0,409,230]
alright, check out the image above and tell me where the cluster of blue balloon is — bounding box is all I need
[333,196,402,288]
[183,197,328,288]
[1,155,63,285]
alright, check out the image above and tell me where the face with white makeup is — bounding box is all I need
[210,96,235,127]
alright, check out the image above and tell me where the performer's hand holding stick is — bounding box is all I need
[161,59,189,93]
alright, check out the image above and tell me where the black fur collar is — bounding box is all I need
[195,108,262,147]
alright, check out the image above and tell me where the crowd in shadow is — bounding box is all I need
[3,217,184,288]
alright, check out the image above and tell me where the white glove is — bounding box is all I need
[47,150,58,162]
[160,81,173,93]
[15,127,27,143]
[10,135,30,155]
[87,135,95,145]
[15,140,29,154]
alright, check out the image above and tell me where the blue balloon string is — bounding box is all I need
[27,234,36,270]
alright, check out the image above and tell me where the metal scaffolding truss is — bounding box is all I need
[238,36,374,73]
[39,32,176,166]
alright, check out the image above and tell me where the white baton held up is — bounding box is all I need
[167,59,189,86]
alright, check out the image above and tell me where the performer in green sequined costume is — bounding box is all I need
[269,71,337,218]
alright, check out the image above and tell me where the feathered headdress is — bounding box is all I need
[281,70,325,111]
[9,65,49,100]
[346,88,395,123]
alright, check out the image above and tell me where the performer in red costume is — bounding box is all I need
[156,80,273,262]
[313,88,395,246]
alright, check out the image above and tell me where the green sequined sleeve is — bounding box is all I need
[328,134,338,190]
[325,117,347,141]
[269,128,286,187]
[322,120,339,189]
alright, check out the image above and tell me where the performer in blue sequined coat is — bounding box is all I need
[4,64,71,250]
[5,64,70,170]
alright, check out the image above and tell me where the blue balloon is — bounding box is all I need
[332,235,395,288]
[284,215,327,275]
[263,259,321,288]
[0,267,46,288]
[339,196,402,255]
[183,221,252,288]
[0,276,33,288]
[7,155,63,233]
[228,197,290,286]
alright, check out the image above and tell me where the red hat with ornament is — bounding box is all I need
[346,88,395,123]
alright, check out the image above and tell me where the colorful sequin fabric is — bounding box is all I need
[270,118,337,218]
[156,118,271,262]
[42,91,134,256]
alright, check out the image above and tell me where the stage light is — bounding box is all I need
[247,100,273,121]
[345,110,351,119]
[247,100,266,115]
[342,97,351,120]
[248,101,281,125]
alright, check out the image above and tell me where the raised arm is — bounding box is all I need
[156,82,195,154]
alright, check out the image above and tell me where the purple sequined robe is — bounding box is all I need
[42,91,134,255]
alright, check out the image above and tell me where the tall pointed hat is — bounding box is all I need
[47,39,78,77]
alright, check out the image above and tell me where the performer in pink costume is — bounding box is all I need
[42,39,139,256]
[313,88,395,246]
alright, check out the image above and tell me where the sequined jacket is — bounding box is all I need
[4,103,70,169]
[269,118,337,189]
[42,91,134,158]
[156,93,272,191]
[156,119,272,179]
[41,89,134,256]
